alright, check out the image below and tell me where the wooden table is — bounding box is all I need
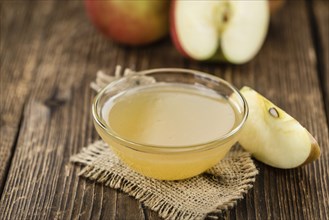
[1,1,328,219]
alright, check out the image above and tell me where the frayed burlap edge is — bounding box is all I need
[71,141,258,220]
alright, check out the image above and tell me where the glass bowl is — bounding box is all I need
[92,68,248,180]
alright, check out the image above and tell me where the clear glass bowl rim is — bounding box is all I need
[92,68,249,153]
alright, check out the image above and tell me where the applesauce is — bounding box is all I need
[104,83,239,147]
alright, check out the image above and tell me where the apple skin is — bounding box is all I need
[169,0,190,58]
[85,0,169,46]
[170,1,230,61]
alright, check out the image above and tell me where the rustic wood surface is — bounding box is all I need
[311,0,329,123]
[0,1,328,220]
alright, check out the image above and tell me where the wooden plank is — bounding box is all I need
[0,1,144,219]
[311,0,329,123]
[0,2,55,193]
[181,0,329,219]
[225,1,329,219]
[0,1,328,220]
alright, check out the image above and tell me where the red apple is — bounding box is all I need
[85,0,169,46]
[170,0,270,64]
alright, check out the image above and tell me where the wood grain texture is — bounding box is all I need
[311,0,329,123]
[0,1,147,219]
[235,1,329,219]
[187,1,329,219]
[0,2,55,192]
[0,1,328,220]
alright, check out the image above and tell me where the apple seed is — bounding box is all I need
[269,107,279,118]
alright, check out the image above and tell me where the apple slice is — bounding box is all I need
[239,87,320,168]
[170,0,270,64]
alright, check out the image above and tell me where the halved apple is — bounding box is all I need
[239,87,320,168]
[170,0,270,64]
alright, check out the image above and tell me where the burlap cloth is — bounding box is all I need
[71,67,258,219]
[70,141,258,220]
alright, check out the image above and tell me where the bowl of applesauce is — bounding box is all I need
[92,68,248,180]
